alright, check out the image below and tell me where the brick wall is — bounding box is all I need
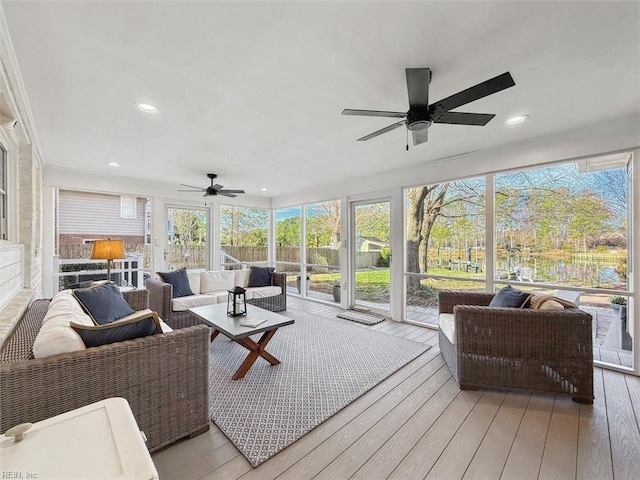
[59,234,145,247]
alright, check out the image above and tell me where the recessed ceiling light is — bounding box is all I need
[107,162,120,167]
[506,114,528,125]
[261,187,268,192]
[136,103,157,113]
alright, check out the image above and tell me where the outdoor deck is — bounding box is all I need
[152,296,640,480]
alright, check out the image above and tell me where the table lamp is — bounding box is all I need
[90,239,126,283]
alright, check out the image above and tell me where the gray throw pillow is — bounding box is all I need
[71,313,161,348]
[157,268,194,298]
[248,266,275,287]
[73,283,135,325]
[489,285,532,308]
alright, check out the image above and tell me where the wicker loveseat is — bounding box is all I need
[438,290,594,404]
[147,269,287,330]
[0,289,211,452]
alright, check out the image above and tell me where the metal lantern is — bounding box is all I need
[227,286,247,317]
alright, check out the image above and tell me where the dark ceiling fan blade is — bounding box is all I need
[180,184,205,190]
[406,68,430,108]
[220,189,245,194]
[431,72,515,113]
[212,184,224,190]
[357,120,406,141]
[178,189,204,192]
[412,128,428,146]
[432,111,495,126]
[342,109,406,118]
[218,192,237,198]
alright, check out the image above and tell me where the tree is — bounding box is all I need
[220,206,268,246]
[406,183,448,286]
[568,192,611,252]
[276,216,301,246]
[355,202,390,242]
[171,209,206,245]
[307,200,341,247]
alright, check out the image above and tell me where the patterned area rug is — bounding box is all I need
[336,310,385,325]
[208,308,430,467]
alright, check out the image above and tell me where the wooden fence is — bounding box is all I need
[59,244,383,271]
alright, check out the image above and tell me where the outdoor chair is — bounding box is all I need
[438,290,594,403]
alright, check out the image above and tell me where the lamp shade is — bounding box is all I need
[90,239,126,260]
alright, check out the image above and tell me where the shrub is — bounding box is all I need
[609,296,627,305]
[377,247,391,267]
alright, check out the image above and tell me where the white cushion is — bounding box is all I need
[212,292,231,304]
[247,286,281,299]
[234,269,251,288]
[171,294,217,312]
[438,313,455,345]
[200,270,235,294]
[33,291,94,358]
[187,269,204,295]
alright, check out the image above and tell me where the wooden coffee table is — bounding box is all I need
[188,303,294,380]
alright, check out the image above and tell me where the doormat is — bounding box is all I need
[336,310,385,325]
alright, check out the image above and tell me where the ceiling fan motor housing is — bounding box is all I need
[406,108,432,131]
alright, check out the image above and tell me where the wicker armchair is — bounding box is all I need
[438,290,594,404]
[0,290,211,452]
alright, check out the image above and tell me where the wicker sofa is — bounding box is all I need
[147,269,287,330]
[438,290,594,404]
[0,289,211,452]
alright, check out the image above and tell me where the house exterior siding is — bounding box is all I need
[58,190,146,236]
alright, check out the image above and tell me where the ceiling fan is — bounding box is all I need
[342,68,515,147]
[179,173,245,198]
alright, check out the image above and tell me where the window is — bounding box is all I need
[275,206,302,294]
[220,206,269,267]
[494,161,628,290]
[305,200,341,301]
[404,177,486,326]
[145,200,152,244]
[120,196,137,219]
[0,143,6,240]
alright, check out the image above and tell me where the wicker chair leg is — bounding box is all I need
[572,396,593,405]
[188,424,211,438]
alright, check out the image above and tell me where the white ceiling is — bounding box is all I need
[2,1,639,197]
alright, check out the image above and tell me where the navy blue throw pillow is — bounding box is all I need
[248,266,275,287]
[157,268,194,298]
[73,283,135,325]
[489,285,532,308]
[71,314,160,348]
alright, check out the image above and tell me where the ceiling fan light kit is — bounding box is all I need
[179,173,246,198]
[342,68,516,146]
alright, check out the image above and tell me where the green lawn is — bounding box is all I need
[289,267,484,304]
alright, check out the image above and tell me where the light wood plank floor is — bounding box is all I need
[152,298,640,480]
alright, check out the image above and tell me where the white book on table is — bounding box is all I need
[240,317,268,328]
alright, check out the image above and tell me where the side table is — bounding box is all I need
[0,397,159,479]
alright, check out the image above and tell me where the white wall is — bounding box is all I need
[0,11,45,343]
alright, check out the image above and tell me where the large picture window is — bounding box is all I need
[403,153,633,370]
[305,200,341,302]
[495,161,628,290]
[404,177,486,325]
[220,206,269,268]
[275,206,302,293]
